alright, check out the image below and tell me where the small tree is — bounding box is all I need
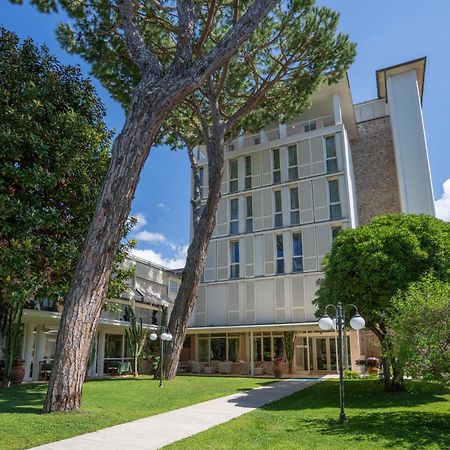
[124,306,148,377]
[388,274,450,384]
[314,214,450,390]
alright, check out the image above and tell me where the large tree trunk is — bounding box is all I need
[42,0,279,412]
[43,79,200,412]
[165,131,224,379]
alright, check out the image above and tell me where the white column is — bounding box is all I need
[250,331,254,376]
[32,325,45,381]
[333,93,342,125]
[279,123,287,139]
[22,324,35,382]
[306,334,310,372]
[97,330,106,377]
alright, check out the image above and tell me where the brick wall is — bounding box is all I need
[350,117,401,224]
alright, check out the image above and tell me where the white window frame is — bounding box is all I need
[325,135,338,173]
[328,178,342,219]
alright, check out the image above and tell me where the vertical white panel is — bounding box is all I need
[316,224,332,268]
[280,146,288,183]
[196,285,207,326]
[312,178,329,222]
[311,137,326,175]
[252,151,262,188]
[261,149,272,186]
[203,240,216,282]
[245,281,256,324]
[207,284,228,326]
[283,231,293,274]
[254,234,264,276]
[264,232,275,275]
[253,190,263,231]
[281,186,290,226]
[221,161,229,194]
[298,140,312,178]
[299,180,314,223]
[255,279,275,324]
[244,235,254,277]
[302,226,317,272]
[262,189,273,229]
[238,156,245,192]
[216,239,228,280]
[275,278,286,323]
[216,198,228,236]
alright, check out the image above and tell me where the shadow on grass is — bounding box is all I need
[295,411,450,449]
[0,383,47,414]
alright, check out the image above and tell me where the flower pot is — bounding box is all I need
[272,362,283,379]
[368,367,380,375]
[10,360,25,385]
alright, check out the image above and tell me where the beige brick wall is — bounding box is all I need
[350,117,401,224]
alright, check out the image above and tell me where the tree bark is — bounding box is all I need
[43,0,279,412]
[165,126,225,379]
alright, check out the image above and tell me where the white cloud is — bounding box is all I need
[132,213,148,231]
[135,230,167,243]
[435,179,450,221]
[131,248,186,270]
[157,203,170,212]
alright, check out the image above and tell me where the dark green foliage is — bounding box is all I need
[314,213,450,388]
[0,29,127,379]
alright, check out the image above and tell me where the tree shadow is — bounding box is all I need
[293,411,450,449]
[0,383,47,414]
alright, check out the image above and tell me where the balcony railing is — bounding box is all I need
[226,114,335,152]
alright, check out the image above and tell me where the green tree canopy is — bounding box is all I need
[314,213,450,388]
[388,274,450,384]
[0,29,132,381]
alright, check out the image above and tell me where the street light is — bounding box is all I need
[149,327,173,387]
[318,302,365,423]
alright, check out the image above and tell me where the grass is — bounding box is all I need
[0,375,272,450]
[166,379,450,450]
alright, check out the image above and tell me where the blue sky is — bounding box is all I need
[2,0,449,268]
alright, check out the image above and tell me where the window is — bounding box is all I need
[304,121,317,132]
[230,198,239,235]
[276,235,284,274]
[290,187,300,225]
[288,145,298,181]
[230,241,240,279]
[229,159,238,193]
[292,232,303,272]
[245,156,252,189]
[326,136,338,173]
[274,190,283,227]
[199,167,204,199]
[246,196,253,233]
[332,225,342,240]
[211,337,226,361]
[228,143,235,152]
[254,136,260,145]
[228,337,240,362]
[273,149,281,183]
[169,280,179,294]
[329,179,342,219]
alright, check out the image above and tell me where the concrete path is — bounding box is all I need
[30,378,320,450]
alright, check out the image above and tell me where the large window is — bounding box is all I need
[326,136,338,173]
[328,179,342,219]
[304,121,316,132]
[230,241,240,279]
[276,235,284,274]
[228,337,240,362]
[199,166,204,198]
[211,337,226,361]
[274,190,283,227]
[273,149,281,183]
[245,156,252,189]
[229,159,238,193]
[169,280,179,294]
[230,198,239,235]
[292,232,303,272]
[288,144,298,181]
[246,196,253,233]
[198,337,209,362]
[290,187,300,225]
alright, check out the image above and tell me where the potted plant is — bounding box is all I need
[10,359,25,385]
[356,357,381,375]
[272,357,283,379]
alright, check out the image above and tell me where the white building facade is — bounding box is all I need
[17,255,181,382]
[183,58,435,376]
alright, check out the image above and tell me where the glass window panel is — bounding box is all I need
[293,233,303,256]
[293,257,303,272]
[275,191,282,212]
[327,158,338,173]
[330,204,342,219]
[230,199,238,219]
[263,337,271,361]
[326,136,336,157]
[290,188,299,210]
[228,338,240,362]
[276,235,284,257]
[274,337,284,359]
[245,156,252,175]
[329,180,340,203]
[288,145,297,166]
[231,241,239,263]
[211,338,226,361]
[290,211,300,225]
[273,149,280,170]
[246,196,252,217]
[275,214,283,228]
[288,167,298,181]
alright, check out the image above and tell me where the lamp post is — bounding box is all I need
[318,303,365,423]
[149,327,173,387]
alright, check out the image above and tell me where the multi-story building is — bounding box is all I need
[183,58,435,376]
[15,255,181,382]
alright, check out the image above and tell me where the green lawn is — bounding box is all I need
[0,375,272,450]
[166,380,450,450]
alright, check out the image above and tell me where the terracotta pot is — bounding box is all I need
[272,362,283,379]
[368,366,380,375]
[10,360,25,385]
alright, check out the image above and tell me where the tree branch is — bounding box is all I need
[187,146,202,228]
[119,0,162,79]
[173,0,197,70]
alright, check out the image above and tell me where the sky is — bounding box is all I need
[2,0,450,268]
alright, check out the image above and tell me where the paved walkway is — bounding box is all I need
[31,378,320,450]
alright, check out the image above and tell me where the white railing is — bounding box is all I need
[226,114,335,152]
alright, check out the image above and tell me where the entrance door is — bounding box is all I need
[308,336,338,372]
[316,338,328,371]
[295,337,308,372]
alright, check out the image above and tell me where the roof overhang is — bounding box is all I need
[187,321,320,334]
[376,57,426,104]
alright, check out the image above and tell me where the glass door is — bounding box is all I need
[316,338,328,371]
[295,337,308,372]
